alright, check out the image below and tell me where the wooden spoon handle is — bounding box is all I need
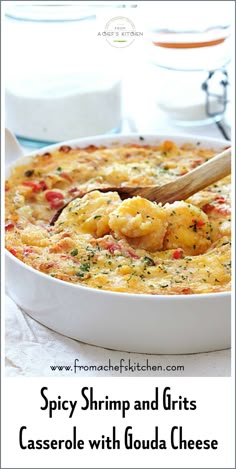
[137,147,231,204]
[171,146,231,200]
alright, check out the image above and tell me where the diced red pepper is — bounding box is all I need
[5,222,15,231]
[172,249,183,260]
[60,172,73,182]
[60,254,80,263]
[202,203,215,214]
[202,202,230,216]
[39,181,47,191]
[106,242,121,254]
[68,187,82,195]
[104,240,140,258]
[23,180,47,192]
[45,191,64,210]
[45,191,64,202]
[181,287,192,294]
[214,196,226,204]
[216,207,231,216]
[9,248,17,257]
[193,219,205,228]
[100,239,139,259]
[126,249,140,259]
[23,247,34,256]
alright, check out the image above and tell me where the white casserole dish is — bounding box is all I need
[5,134,231,354]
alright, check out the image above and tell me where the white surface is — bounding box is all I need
[5,294,231,377]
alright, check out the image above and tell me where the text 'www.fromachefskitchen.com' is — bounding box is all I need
[49,358,185,374]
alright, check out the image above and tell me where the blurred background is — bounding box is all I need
[4,0,234,147]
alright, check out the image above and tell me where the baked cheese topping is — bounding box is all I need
[5,140,231,295]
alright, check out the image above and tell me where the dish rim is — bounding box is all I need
[5,132,231,300]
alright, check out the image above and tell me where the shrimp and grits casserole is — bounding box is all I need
[5,140,231,295]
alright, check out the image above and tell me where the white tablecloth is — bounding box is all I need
[5,76,231,377]
[5,295,230,377]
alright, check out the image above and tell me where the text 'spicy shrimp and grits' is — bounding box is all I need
[5,140,231,295]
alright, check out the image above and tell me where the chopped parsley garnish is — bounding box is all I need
[189,221,197,232]
[94,214,102,219]
[143,256,156,266]
[24,169,34,177]
[71,249,78,256]
[80,262,90,272]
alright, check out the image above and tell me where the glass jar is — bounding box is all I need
[5,3,122,146]
[146,1,232,126]
[153,67,230,126]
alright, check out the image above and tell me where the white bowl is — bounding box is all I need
[5,134,231,354]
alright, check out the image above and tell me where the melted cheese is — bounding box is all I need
[5,141,231,295]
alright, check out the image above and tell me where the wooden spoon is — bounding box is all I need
[50,147,231,225]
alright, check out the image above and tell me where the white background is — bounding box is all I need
[1,378,235,468]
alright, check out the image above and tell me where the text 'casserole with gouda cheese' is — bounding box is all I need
[5,140,231,295]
